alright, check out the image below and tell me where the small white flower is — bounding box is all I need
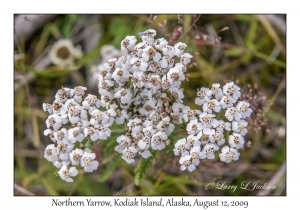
[100,92,114,109]
[105,108,116,123]
[55,87,72,103]
[190,146,201,166]
[201,143,219,159]
[174,42,187,57]
[81,152,99,172]
[56,141,74,160]
[167,66,185,84]
[151,131,167,150]
[44,144,57,162]
[220,94,236,109]
[180,53,192,65]
[156,116,175,135]
[162,45,175,57]
[122,146,137,164]
[173,138,189,156]
[115,109,129,124]
[175,62,187,73]
[130,42,144,57]
[97,125,111,140]
[228,133,245,149]
[53,157,70,169]
[170,88,185,103]
[199,112,218,128]
[147,61,159,72]
[84,127,99,141]
[138,99,156,117]
[112,68,130,83]
[67,106,87,124]
[116,55,132,71]
[52,101,67,115]
[69,148,84,165]
[186,119,201,135]
[127,118,142,133]
[114,88,132,104]
[65,98,79,110]
[43,103,53,114]
[68,127,85,143]
[170,111,184,125]
[225,107,241,121]
[203,99,221,113]
[97,65,112,80]
[195,88,212,106]
[142,46,161,62]
[183,107,200,122]
[98,80,114,95]
[46,114,62,131]
[121,36,137,53]
[219,146,240,163]
[179,155,196,172]
[49,39,82,67]
[161,74,171,90]
[145,74,161,93]
[159,56,174,69]
[185,134,200,149]
[58,165,78,182]
[215,120,231,131]
[90,110,110,127]
[236,101,252,118]
[138,148,151,159]
[103,58,117,71]
[172,102,185,115]
[232,120,248,136]
[72,86,87,103]
[115,135,131,153]
[138,136,151,150]
[130,57,148,72]
[53,128,68,144]
[211,129,225,146]
[142,125,157,138]
[223,82,241,100]
[211,83,223,100]
[154,38,168,50]
[82,94,101,114]
[73,119,90,131]
[197,128,214,145]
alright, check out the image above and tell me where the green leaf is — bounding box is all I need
[85,138,94,150]
[224,131,229,139]
[134,150,157,186]
[224,48,244,57]
[53,169,59,177]
[217,109,226,120]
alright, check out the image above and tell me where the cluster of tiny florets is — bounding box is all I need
[174,82,252,172]
[43,86,106,182]
[43,29,253,181]
[95,29,192,164]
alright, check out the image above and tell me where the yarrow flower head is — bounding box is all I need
[49,39,82,67]
[43,29,253,182]
[177,81,252,172]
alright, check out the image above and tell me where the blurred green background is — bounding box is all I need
[14,14,286,196]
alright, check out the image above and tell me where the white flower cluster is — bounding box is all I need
[43,86,109,182]
[96,29,192,164]
[43,29,253,181]
[174,82,252,172]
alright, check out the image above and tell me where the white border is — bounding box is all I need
[5,0,295,209]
